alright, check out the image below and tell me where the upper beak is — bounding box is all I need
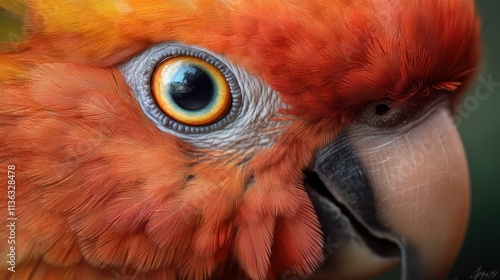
[305,104,470,280]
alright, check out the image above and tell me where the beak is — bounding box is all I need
[305,104,470,280]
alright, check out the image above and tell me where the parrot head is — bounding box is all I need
[0,0,480,279]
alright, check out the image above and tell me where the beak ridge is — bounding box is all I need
[308,106,470,280]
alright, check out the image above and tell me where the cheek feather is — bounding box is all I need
[0,63,191,273]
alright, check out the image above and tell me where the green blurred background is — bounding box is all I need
[1,1,499,279]
[450,1,500,278]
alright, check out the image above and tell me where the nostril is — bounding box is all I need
[375,104,391,116]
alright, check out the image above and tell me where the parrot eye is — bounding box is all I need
[360,99,409,128]
[151,56,232,126]
[120,42,281,150]
[360,96,445,129]
[119,43,242,134]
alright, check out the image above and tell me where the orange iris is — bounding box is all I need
[152,56,231,126]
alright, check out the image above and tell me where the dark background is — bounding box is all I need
[1,1,499,279]
[377,1,500,279]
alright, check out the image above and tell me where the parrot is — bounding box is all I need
[0,0,481,279]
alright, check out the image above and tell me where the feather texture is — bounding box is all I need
[16,0,479,117]
[0,0,481,279]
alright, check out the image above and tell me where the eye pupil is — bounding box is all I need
[375,104,390,116]
[169,65,214,111]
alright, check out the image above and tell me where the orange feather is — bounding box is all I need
[0,0,480,279]
[19,0,480,121]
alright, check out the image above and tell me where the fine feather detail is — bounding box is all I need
[10,0,479,121]
[0,0,481,279]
